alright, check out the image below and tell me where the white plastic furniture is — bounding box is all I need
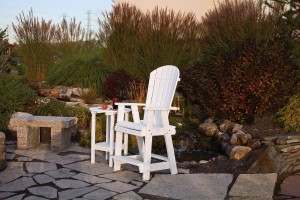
[89,107,130,167]
[112,65,180,181]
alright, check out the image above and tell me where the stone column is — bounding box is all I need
[0,132,6,171]
[51,126,72,151]
[17,126,40,149]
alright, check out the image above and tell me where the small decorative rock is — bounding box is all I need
[230,134,238,145]
[236,131,250,145]
[229,146,251,160]
[247,139,261,150]
[0,132,6,171]
[219,119,234,133]
[198,122,218,137]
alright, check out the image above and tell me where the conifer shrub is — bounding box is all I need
[0,74,36,131]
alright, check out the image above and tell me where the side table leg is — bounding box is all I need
[109,114,114,167]
[91,112,96,163]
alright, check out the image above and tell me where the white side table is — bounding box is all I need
[89,107,130,167]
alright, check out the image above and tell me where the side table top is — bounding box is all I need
[89,107,131,114]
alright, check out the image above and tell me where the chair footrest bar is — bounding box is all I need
[151,153,169,161]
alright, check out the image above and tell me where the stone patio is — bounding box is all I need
[0,142,280,199]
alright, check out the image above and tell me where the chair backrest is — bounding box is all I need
[144,65,180,126]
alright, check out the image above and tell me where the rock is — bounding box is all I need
[69,97,86,103]
[275,138,287,145]
[247,139,262,150]
[232,123,243,133]
[229,146,251,160]
[230,134,238,145]
[219,119,234,133]
[246,145,293,176]
[219,133,231,149]
[38,88,60,98]
[198,122,218,137]
[236,131,250,145]
[215,131,224,140]
[0,132,6,171]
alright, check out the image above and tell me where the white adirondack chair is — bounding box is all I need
[112,65,180,181]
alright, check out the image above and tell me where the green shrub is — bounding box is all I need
[0,74,37,131]
[47,50,112,91]
[180,0,296,123]
[276,92,300,132]
[33,100,90,129]
[98,3,201,80]
[79,115,106,147]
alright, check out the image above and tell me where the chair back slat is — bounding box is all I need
[144,65,180,126]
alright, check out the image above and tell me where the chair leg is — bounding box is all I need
[143,134,153,181]
[164,134,178,175]
[114,131,123,171]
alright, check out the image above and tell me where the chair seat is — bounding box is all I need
[115,121,176,136]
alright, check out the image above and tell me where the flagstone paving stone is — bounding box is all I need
[17,156,33,162]
[99,171,140,183]
[64,161,114,175]
[279,174,300,197]
[5,153,15,160]
[5,194,25,200]
[0,166,26,184]
[58,186,98,200]
[23,196,48,200]
[82,188,117,200]
[73,173,112,184]
[0,192,16,199]
[113,191,143,200]
[45,167,76,178]
[26,162,57,173]
[28,186,58,199]
[96,181,138,193]
[54,179,90,189]
[0,177,36,192]
[229,173,277,200]
[139,173,233,200]
[33,174,55,184]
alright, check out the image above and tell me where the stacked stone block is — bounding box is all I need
[0,132,6,171]
[263,135,300,171]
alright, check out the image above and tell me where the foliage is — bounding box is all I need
[13,9,56,83]
[98,3,202,80]
[0,74,37,131]
[79,115,106,147]
[54,18,95,58]
[265,0,300,74]
[103,69,138,99]
[47,49,112,91]
[33,100,90,129]
[180,0,296,123]
[276,92,300,132]
[0,28,9,73]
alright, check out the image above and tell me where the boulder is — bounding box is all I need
[198,122,218,137]
[236,131,251,145]
[275,138,287,145]
[229,146,252,160]
[38,88,60,98]
[230,134,238,145]
[232,123,243,133]
[219,119,234,133]
[246,145,293,176]
[247,139,262,150]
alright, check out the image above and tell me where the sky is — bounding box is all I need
[0,0,114,43]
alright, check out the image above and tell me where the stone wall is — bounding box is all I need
[263,135,300,171]
[0,132,6,171]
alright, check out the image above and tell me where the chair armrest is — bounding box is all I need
[115,102,146,107]
[144,106,179,111]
